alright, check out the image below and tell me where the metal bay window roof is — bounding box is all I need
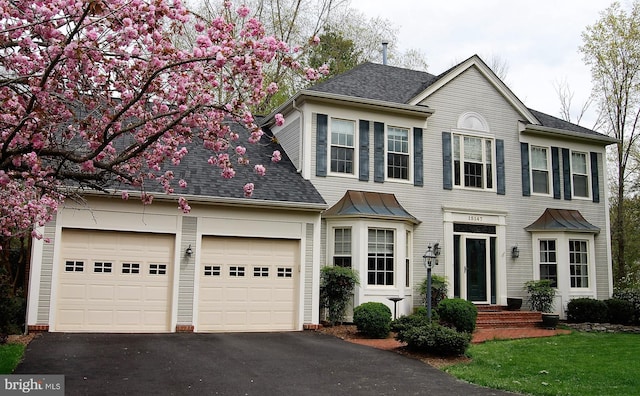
[323,190,420,224]
[525,208,600,234]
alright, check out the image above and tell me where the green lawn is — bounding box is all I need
[0,343,25,374]
[446,332,640,396]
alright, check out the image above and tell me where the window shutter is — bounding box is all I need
[316,114,328,177]
[551,147,561,199]
[520,142,530,196]
[414,127,423,187]
[496,139,505,195]
[374,122,385,183]
[359,120,370,181]
[562,148,572,200]
[442,132,452,190]
[591,152,600,203]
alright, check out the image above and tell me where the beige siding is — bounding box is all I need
[274,114,301,170]
[304,222,314,322]
[37,220,56,323]
[177,216,197,325]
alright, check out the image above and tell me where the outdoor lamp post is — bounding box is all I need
[423,244,438,321]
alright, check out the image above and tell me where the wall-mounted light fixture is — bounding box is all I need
[185,244,193,256]
[511,245,520,259]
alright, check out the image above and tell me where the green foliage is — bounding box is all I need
[567,298,609,323]
[613,287,640,323]
[353,302,391,339]
[524,280,555,312]
[446,333,640,396]
[418,275,448,308]
[0,273,25,344]
[609,197,640,287]
[395,322,470,356]
[436,298,478,333]
[0,343,25,374]
[390,308,431,333]
[308,28,363,82]
[605,298,635,324]
[319,266,359,325]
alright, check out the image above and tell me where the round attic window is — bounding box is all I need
[458,112,489,132]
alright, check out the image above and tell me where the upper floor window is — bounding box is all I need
[569,239,589,288]
[333,228,352,268]
[387,127,409,180]
[531,146,550,195]
[539,239,557,287]
[571,151,590,198]
[367,228,394,286]
[330,119,355,174]
[453,134,494,190]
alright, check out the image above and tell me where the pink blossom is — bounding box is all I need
[275,113,285,126]
[235,146,247,155]
[179,179,187,188]
[237,5,251,18]
[122,191,130,200]
[254,164,266,176]
[266,82,278,94]
[178,197,191,213]
[271,150,282,163]
[243,183,254,197]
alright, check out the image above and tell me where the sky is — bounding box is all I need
[349,0,622,128]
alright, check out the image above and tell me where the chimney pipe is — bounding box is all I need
[382,40,389,65]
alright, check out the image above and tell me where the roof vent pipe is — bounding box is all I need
[382,40,389,65]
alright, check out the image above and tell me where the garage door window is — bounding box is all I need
[254,267,269,277]
[94,262,112,273]
[65,260,84,272]
[278,267,292,278]
[230,266,245,276]
[122,263,140,274]
[149,264,167,275]
[204,265,221,276]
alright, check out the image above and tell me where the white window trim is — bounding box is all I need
[330,226,352,268]
[530,145,552,196]
[385,125,413,183]
[570,150,591,200]
[328,117,358,178]
[451,129,497,192]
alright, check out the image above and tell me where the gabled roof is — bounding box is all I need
[323,190,420,224]
[525,208,600,234]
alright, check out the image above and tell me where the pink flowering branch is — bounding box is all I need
[0,0,328,239]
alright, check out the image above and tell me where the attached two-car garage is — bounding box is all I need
[54,229,299,333]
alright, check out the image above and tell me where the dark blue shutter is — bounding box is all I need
[359,120,370,181]
[442,132,452,190]
[562,148,572,200]
[316,114,328,177]
[591,152,600,203]
[414,127,423,187]
[551,147,561,199]
[374,122,385,183]
[496,139,505,195]
[520,142,530,196]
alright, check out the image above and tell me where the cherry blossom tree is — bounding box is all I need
[0,0,326,240]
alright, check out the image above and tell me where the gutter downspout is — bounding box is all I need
[292,97,304,174]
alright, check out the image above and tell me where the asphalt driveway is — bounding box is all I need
[14,332,516,395]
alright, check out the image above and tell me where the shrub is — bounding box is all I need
[391,308,431,333]
[353,302,392,339]
[525,280,555,312]
[613,287,640,324]
[0,274,26,344]
[395,323,470,356]
[566,298,608,323]
[437,298,477,333]
[605,298,635,325]
[418,275,448,308]
[319,266,359,325]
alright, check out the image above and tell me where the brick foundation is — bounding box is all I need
[28,325,50,333]
[303,323,322,330]
[175,324,195,333]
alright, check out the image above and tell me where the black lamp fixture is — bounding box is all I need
[511,245,520,259]
[185,244,193,256]
[422,243,439,321]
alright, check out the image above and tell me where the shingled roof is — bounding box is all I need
[308,60,609,141]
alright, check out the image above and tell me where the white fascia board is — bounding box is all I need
[519,122,619,145]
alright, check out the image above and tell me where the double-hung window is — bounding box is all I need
[453,134,494,189]
[571,151,590,198]
[387,127,409,180]
[569,239,589,288]
[330,119,355,174]
[531,146,550,194]
[539,239,557,287]
[367,229,394,286]
[333,228,352,268]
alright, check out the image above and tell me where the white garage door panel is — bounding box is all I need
[56,229,174,332]
[198,237,299,332]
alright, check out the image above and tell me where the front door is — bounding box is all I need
[466,238,488,302]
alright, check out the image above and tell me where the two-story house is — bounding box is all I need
[25,55,615,333]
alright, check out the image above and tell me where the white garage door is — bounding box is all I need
[198,237,299,332]
[56,229,174,332]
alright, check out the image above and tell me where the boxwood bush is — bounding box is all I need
[566,298,608,323]
[353,302,392,339]
[390,307,431,334]
[437,298,477,333]
[613,287,640,324]
[605,298,635,325]
[395,322,470,356]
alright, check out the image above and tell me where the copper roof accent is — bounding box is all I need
[525,208,600,234]
[323,190,420,224]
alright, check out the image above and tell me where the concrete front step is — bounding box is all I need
[476,308,542,329]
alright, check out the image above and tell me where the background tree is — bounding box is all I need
[580,1,640,285]
[307,28,363,81]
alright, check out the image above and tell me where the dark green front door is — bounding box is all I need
[466,238,487,302]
